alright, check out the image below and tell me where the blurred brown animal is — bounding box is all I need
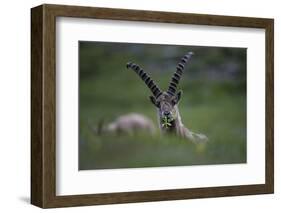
[91,113,156,135]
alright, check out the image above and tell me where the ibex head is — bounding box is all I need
[126,52,193,129]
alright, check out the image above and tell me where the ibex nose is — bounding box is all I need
[164,111,170,116]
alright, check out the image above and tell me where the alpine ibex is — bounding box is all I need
[91,113,156,135]
[126,52,208,143]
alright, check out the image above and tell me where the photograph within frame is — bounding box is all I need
[78,41,247,170]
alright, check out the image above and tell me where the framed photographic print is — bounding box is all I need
[31,4,274,208]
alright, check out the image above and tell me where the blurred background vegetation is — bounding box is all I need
[79,41,246,170]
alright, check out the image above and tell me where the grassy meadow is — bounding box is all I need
[79,42,247,170]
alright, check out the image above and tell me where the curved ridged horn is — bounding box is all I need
[167,52,194,96]
[126,62,162,98]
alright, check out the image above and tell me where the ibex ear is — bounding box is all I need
[149,96,159,108]
[176,90,183,103]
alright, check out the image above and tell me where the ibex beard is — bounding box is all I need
[127,52,208,143]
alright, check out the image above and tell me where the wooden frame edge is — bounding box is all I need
[265,19,274,194]
[31,5,44,208]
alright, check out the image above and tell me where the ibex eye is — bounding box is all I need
[156,102,160,108]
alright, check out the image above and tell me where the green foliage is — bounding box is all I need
[79,42,246,170]
[161,116,173,128]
